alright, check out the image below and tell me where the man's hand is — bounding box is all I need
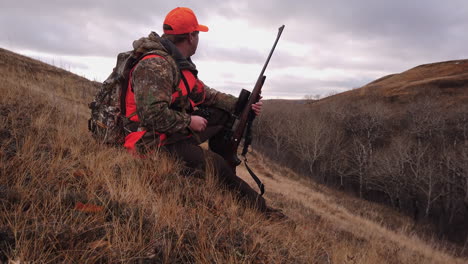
[190,115,208,132]
[251,100,263,116]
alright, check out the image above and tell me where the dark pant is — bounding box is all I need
[163,107,267,212]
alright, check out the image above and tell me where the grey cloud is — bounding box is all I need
[197,45,266,64]
[198,0,467,82]
[268,74,369,95]
[0,0,209,56]
[1,0,468,99]
[218,0,467,38]
[3,0,467,62]
[206,0,468,73]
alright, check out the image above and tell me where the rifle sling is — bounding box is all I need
[241,112,264,196]
[242,111,256,156]
[244,158,265,196]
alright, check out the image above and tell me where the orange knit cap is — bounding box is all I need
[163,7,209,34]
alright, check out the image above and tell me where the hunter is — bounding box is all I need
[123,7,282,217]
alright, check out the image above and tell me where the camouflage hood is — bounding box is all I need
[132,32,197,74]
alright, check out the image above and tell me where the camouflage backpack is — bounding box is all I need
[88,51,138,145]
[88,49,179,145]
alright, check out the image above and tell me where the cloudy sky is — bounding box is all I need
[1,1,467,99]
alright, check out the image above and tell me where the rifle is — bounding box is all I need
[213,25,285,195]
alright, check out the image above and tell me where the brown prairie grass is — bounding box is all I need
[316,59,468,108]
[0,48,467,263]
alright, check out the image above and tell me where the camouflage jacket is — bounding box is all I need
[129,32,237,148]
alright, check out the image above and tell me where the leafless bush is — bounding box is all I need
[254,94,468,246]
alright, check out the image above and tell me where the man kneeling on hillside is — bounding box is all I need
[122,7,283,218]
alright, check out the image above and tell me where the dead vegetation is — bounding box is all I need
[255,60,468,256]
[0,48,466,263]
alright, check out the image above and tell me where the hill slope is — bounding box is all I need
[319,59,468,107]
[0,48,466,263]
[255,57,468,251]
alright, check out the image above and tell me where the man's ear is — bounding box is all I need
[187,32,196,44]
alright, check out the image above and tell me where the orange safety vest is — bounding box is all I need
[123,54,205,152]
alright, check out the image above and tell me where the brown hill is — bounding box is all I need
[254,58,468,252]
[0,47,99,105]
[0,47,98,85]
[1,48,467,263]
[318,59,468,108]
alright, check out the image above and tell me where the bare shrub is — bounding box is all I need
[286,108,331,176]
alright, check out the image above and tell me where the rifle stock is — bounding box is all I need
[224,25,285,171]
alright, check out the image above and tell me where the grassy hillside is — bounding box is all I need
[319,59,468,107]
[1,48,466,263]
[255,58,468,251]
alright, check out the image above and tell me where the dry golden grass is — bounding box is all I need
[1,48,466,263]
[239,153,468,263]
[317,59,468,108]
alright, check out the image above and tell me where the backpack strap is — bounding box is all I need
[121,54,161,119]
[179,71,197,111]
[128,54,161,92]
[121,51,179,118]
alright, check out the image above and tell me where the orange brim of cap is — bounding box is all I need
[197,24,209,32]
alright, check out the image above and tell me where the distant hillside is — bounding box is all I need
[1,48,467,263]
[318,59,468,107]
[0,47,100,90]
[255,58,468,248]
[264,98,310,104]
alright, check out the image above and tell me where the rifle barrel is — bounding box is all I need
[257,25,285,81]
